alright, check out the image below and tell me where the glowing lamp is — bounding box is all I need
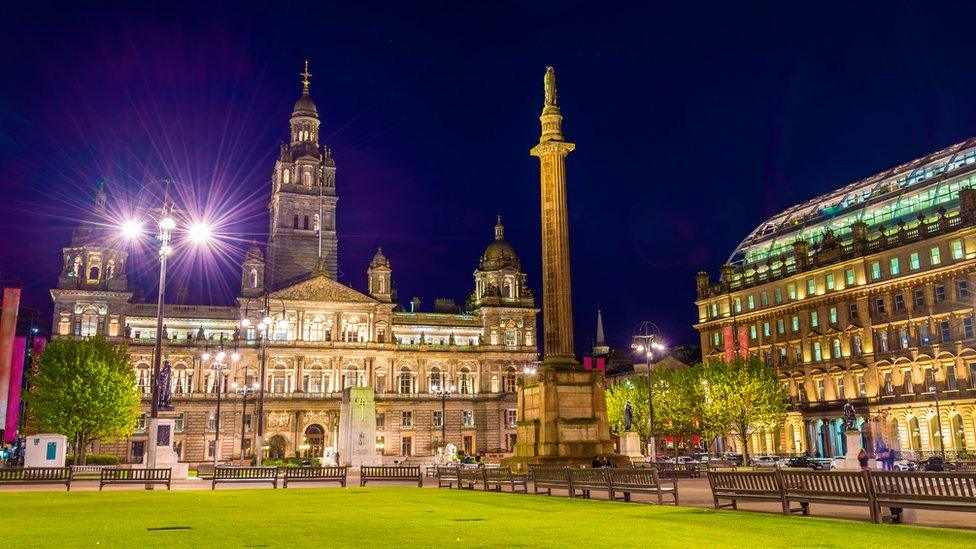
[121,220,143,239]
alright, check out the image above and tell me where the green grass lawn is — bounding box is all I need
[3,488,974,548]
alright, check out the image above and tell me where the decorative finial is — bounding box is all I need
[494,215,504,240]
[301,59,312,95]
[544,66,557,107]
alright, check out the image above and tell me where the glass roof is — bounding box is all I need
[728,137,976,269]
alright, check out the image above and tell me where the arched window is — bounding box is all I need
[399,367,413,395]
[249,269,258,288]
[302,170,311,186]
[428,368,444,393]
[283,169,290,184]
[80,308,99,337]
[951,414,966,451]
[888,418,900,449]
[503,279,512,298]
[504,330,518,348]
[458,367,473,395]
[88,265,100,280]
[908,417,922,451]
[135,364,151,394]
[929,415,944,452]
[378,275,386,293]
[307,317,324,341]
[503,366,517,393]
[293,215,299,229]
[303,215,310,230]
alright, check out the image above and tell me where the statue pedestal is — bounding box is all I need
[139,414,188,479]
[618,432,643,459]
[836,429,866,471]
[337,387,382,467]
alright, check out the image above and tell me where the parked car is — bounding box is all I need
[892,459,917,471]
[920,455,948,472]
[723,453,744,466]
[675,456,697,465]
[752,455,785,468]
[786,455,825,470]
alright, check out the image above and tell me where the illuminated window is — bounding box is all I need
[762,322,770,337]
[749,325,757,339]
[951,240,964,260]
[829,307,838,324]
[776,319,785,334]
[806,279,816,295]
[930,246,942,265]
[812,342,822,362]
[810,311,819,328]
[910,252,920,270]
[825,274,835,291]
[832,338,841,359]
[747,295,755,310]
[871,262,881,280]
[845,268,855,286]
[787,283,797,300]
[889,257,900,276]
[80,309,99,337]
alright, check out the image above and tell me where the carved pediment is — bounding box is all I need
[271,275,376,304]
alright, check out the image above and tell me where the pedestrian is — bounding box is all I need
[857,448,869,471]
[592,455,602,468]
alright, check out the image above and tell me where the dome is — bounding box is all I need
[479,216,521,271]
[370,247,390,268]
[292,93,318,118]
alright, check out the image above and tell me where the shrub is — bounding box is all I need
[64,454,120,466]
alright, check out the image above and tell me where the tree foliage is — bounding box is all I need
[651,367,704,457]
[606,376,650,443]
[27,336,141,465]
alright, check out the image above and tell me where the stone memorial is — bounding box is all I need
[337,386,382,467]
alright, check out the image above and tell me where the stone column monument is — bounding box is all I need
[337,386,382,467]
[509,67,614,468]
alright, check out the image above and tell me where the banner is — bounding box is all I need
[723,325,734,361]
[737,325,749,358]
[0,288,21,434]
[4,337,26,442]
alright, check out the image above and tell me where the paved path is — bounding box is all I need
[3,474,975,531]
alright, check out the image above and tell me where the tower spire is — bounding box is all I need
[494,214,504,240]
[301,59,312,95]
[593,308,609,356]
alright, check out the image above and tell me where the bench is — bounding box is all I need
[707,471,782,510]
[70,465,118,481]
[568,468,611,499]
[609,468,678,505]
[100,468,171,490]
[436,466,460,488]
[360,466,423,487]
[196,464,215,479]
[426,466,439,478]
[529,466,570,495]
[283,467,347,488]
[483,468,528,493]
[779,470,876,522]
[212,466,279,489]
[0,467,72,491]
[655,463,701,479]
[869,471,976,523]
[457,467,484,490]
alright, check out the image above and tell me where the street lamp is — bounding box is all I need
[631,321,666,461]
[232,380,260,462]
[120,187,213,479]
[202,345,238,466]
[432,383,456,444]
[929,366,947,462]
[239,297,287,466]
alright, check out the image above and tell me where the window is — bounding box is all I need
[951,240,964,260]
[762,322,770,338]
[775,288,783,304]
[894,294,905,312]
[826,274,835,291]
[812,342,822,362]
[876,329,888,352]
[175,413,186,433]
[506,409,517,428]
[303,215,310,230]
[503,368,518,393]
[399,368,413,394]
[376,413,386,430]
[747,295,755,310]
[504,330,518,348]
[923,368,934,391]
[794,345,803,364]
[875,297,886,314]
[810,311,819,328]
[816,379,825,401]
[763,351,772,366]
[779,347,787,365]
[935,285,946,302]
[919,324,930,345]
[401,411,413,428]
[965,316,975,339]
[914,288,926,307]
[776,319,785,334]
[136,413,147,433]
[787,283,797,300]
[871,262,881,280]
[131,441,145,463]
[760,292,768,307]
[711,332,721,346]
[889,257,900,276]
[797,381,806,402]
[883,372,893,395]
[462,410,475,428]
[432,411,444,427]
[903,371,914,394]
[910,252,921,270]
[857,373,866,397]
[207,411,217,432]
[970,362,976,384]
[930,246,942,266]
[849,303,858,319]
[836,376,846,400]
[806,279,816,296]
[852,335,862,356]
[293,215,299,229]
[845,268,856,286]
[458,368,474,395]
[80,309,99,337]
[946,364,958,389]
[829,307,838,324]
[831,338,841,359]
[898,327,909,349]
[709,303,718,318]
[749,325,757,340]
[733,297,742,313]
[791,315,800,332]
[958,280,971,299]
[940,320,952,343]
[401,436,413,456]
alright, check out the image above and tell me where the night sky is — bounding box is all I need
[3,2,976,353]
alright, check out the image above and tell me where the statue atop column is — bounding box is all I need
[158,360,173,411]
[544,66,557,107]
[842,399,857,431]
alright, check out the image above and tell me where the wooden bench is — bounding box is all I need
[70,465,118,481]
[707,470,782,510]
[360,466,423,487]
[283,467,347,488]
[196,464,215,479]
[779,470,876,522]
[457,467,485,490]
[0,467,72,491]
[436,466,460,488]
[655,463,701,479]
[609,468,678,505]
[869,471,976,523]
[483,468,527,493]
[212,466,279,489]
[529,466,570,495]
[100,468,171,490]
[568,468,612,499]
[426,466,439,478]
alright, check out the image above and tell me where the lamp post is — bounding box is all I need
[239,297,287,466]
[232,380,259,462]
[202,346,238,466]
[929,368,947,462]
[121,185,212,480]
[432,383,456,443]
[631,321,666,461]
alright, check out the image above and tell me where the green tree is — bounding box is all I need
[652,367,704,458]
[700,356,789,463]
[27,336,141,465]
[606,377,650,444]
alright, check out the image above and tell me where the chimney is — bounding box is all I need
[410,297,421,312]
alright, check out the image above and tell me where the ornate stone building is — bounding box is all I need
[51,68,537,464]
[695,138,976,459]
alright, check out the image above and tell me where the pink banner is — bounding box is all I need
[4,337,26,442]
[0,288,20,433]
[737,325,749,358]
[723,326,734,362]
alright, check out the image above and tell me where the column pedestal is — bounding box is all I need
[618,432,643,459]
[139,413,188,479]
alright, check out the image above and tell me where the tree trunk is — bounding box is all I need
[738,427,750,465]
[78,434,90,465]
[72,434,81,465]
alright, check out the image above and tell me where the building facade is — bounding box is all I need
[695,138,976,459]
[50,69,538,464]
